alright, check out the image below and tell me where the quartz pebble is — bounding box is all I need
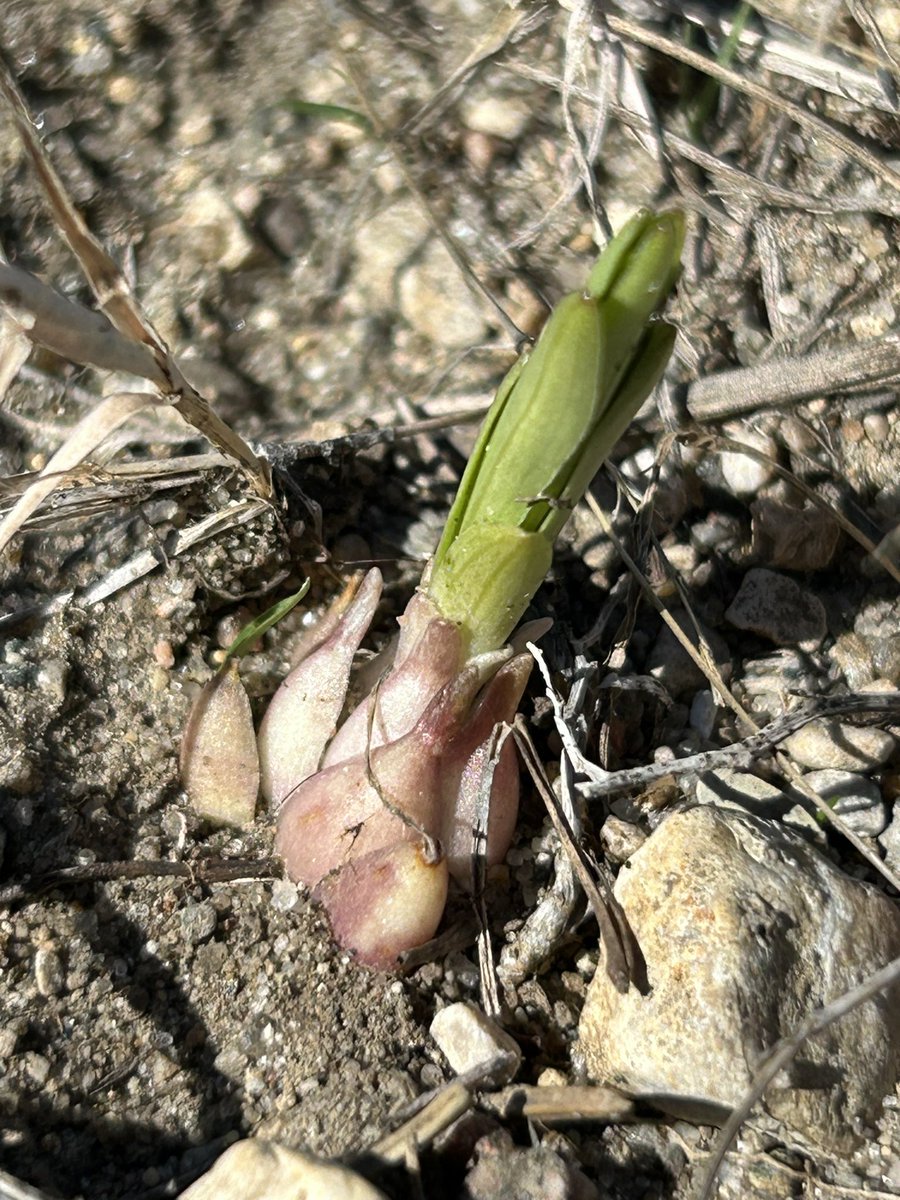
[577,805,900,1153]
[720,425,778,495]
[725,568,826,647]
[430,1002,522,1083]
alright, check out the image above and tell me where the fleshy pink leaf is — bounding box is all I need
[180,663,259,827]
[322,600,462,767]
[315,841,449,970]
[440,653,532,884]
[258,568,382,810]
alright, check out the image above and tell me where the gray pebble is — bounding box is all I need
[801,769,887,838]
[725,568,827,647]
[179,900,218,945]
[695,768,788,818]
[646,610,731,698]
[878,812,900,871]
[688,689,718,740]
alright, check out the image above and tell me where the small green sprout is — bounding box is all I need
[427,207,685,657]
[220,580,310,666]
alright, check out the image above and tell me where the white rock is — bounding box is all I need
[784,718,896,771]
[178,1139,387,1200]
[720,425,778,496]
[461,95,531,140]
[430,1002,522,1082]
[800,768,887,838]
[576,806,900,1154]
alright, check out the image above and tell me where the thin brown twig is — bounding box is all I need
[0,857,283,907]
[512,714,637,994]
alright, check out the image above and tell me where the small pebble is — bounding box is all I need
[24,1052,51,1087]
[646,610,731,698]
[800,769,887,838]
[600,816,647,863]
[750,499,840,571]
[430,1002,522,1082]
[688,689,718,740]
[179,900,218,945]
[270,878,300,913]
[399,239,489,349]
[36,658,68,703]
[725,568,826,648]
[720,426,778,496]
[34,948,65,997]
[695,768,788,817]
[460,95,531,140]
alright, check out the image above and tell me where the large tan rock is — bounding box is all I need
[576,804,900,1153]
[178,1140,387,1200]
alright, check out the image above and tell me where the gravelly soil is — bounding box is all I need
[2,2,900,1198]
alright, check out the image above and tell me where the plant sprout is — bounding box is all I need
[183,208,685,968]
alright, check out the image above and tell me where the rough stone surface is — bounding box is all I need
[464,1130,598,1200]
[398,238,489,349]
[725,568,827,647]
[879,811,900,872]
[430,1002,522,1083]
[798,769,888,838]
[695,768,824,840]
[784,718,896,771]
[576,806,900,1154]
[750,498,841,571]
[178,1139,387,1200]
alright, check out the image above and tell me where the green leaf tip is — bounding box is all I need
[428,207,684,656]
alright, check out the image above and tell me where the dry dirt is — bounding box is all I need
[2,2,900,1198]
